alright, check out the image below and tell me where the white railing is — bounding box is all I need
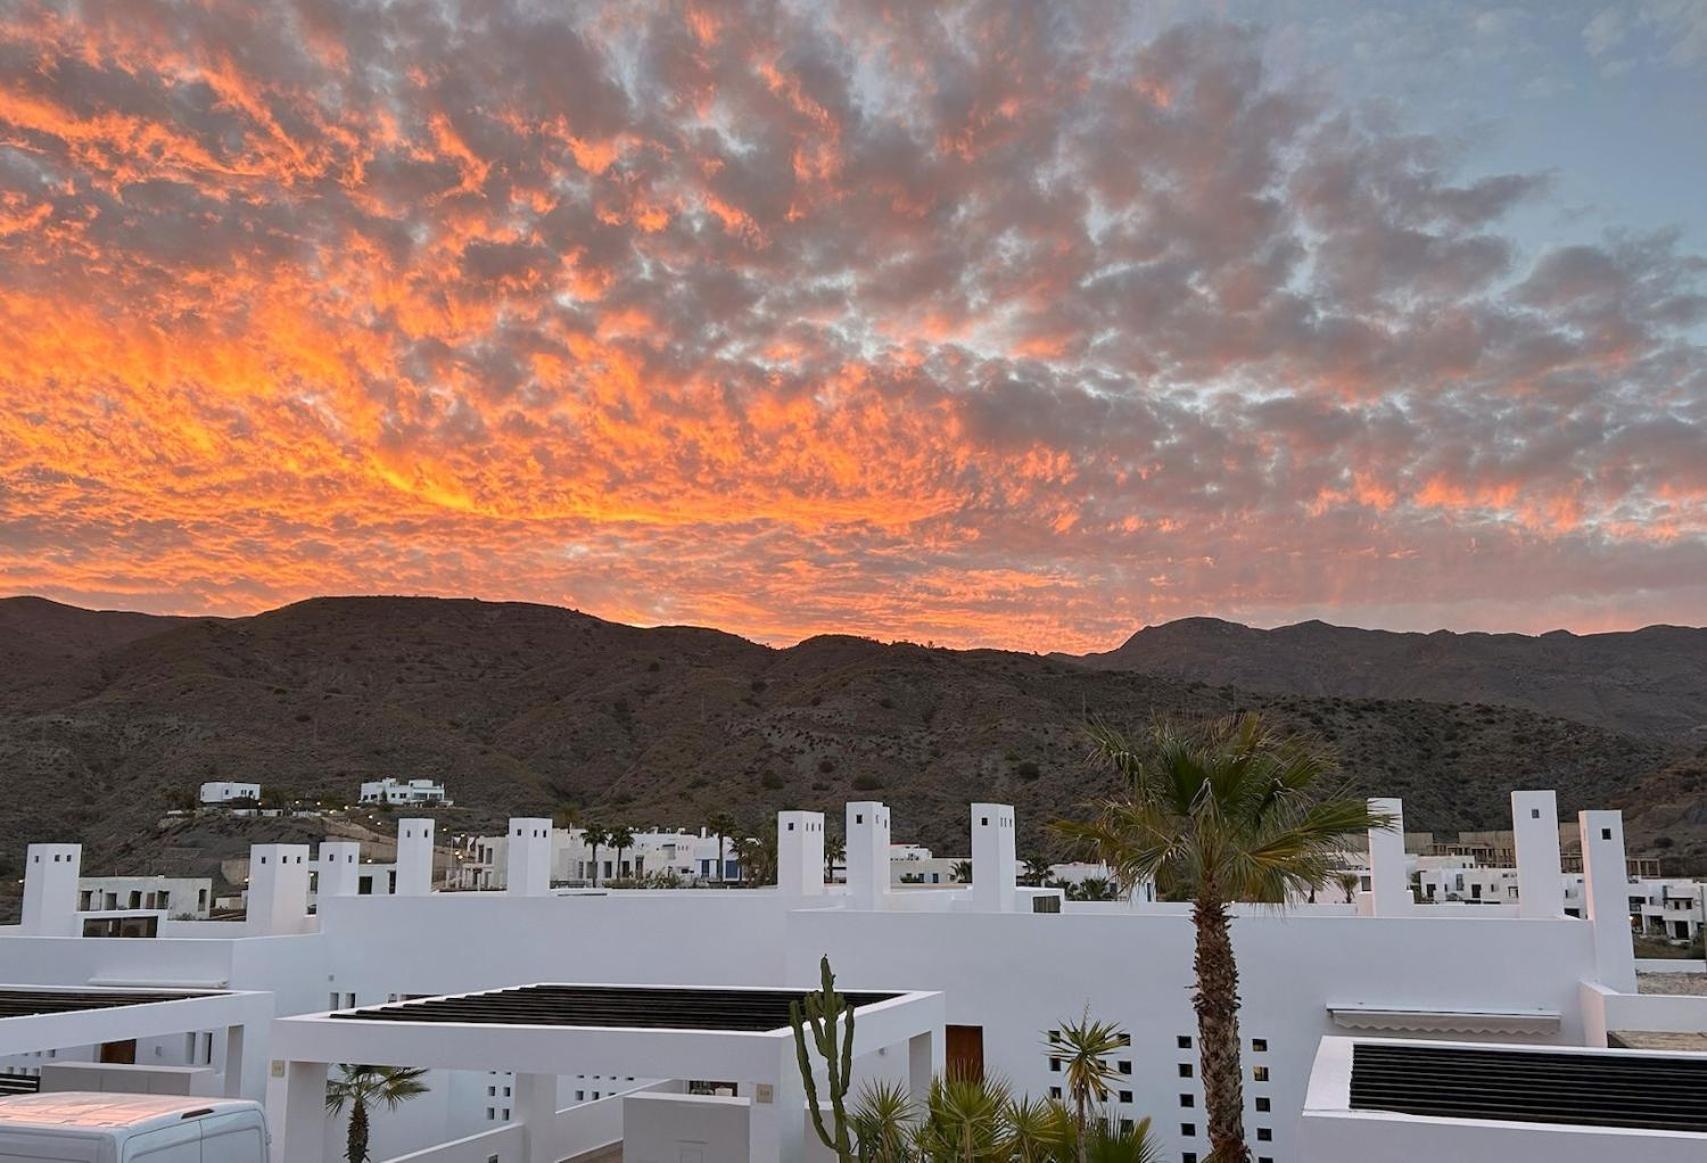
[382,1123,522,1163]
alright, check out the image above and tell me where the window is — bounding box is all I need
[1257,1128,1272,1142]
[1049,1087,1061,1100]
[1183,1155,1197,1163]
[1180,1123,1195,1137]
[1251,1038,1267,1052]
[1177,1034,1192,1049]
[1047,1029,1060,1043]
[1602,828,1612,841]
[1252,1065,1269,1082]
[1178,1063,1193,1078]
[1118,1060,1131,1075]
[1050,1057,1061,1072]
[1119,1090,1132,1104]
[1255,1096,1270,1112]
[1179,1094,1194,1108]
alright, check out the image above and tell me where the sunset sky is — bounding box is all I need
[1,1,1704,651]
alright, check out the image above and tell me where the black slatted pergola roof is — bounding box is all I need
[1350,1041,1707,1134]
[328,984,901,1033]
[0,988,224,1020]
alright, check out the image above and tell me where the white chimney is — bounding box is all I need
[1512,791,1564,919]
[970,804,1017,913]
[846,801,891,911]
[506,818,552,896]
[21,843,81,936]
[394,818,435,896]
[246,844,311,935]
[316,841,362,900]
[1366,798,1410,917]
[1580,810,1636,993]
[777,811,826,896]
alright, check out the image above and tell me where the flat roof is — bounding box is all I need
[328,984,901,1033]
[0,988,226,1020]
[1350,1041,1707,1133]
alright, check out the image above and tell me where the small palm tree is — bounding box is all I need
[1058,712,1393,1163]
[825,833,846,881]
[1022,856,1053,887]
[324,1065,429,1163]
[707,811,738,883]
[1336,870,1362,904]
[1052,1012,1126,1163]
[582,823,608,886]
[1070,876,1119,902]
[735,828,778,886]
[951,859,973,884]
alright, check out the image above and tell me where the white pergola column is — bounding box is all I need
[514,1072,561,1163]
[748,1047,806,1162]
[907,1030,940,1106]
[223,1025,246,1098]
[269,1060,329,1163]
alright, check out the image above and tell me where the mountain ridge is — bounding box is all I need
[0,595,1699,896]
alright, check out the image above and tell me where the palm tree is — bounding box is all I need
[582,822,608,886]
[1070,876,1119,902]
[951,859,973,884]
[608,824,634,880]
[1051,1012,1126,1163]
[825,832,846,882]
[552,803,581,832]
[707,811,738,883]
[1336,870,1362,904]
[1058,712,1393,1163]
[324,1065,429,1163]
[1022,856,1053,887]
[735,828,778,886]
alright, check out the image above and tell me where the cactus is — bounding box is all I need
[789,954,856,1160]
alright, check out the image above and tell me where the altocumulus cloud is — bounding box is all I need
[0,0,1703,648]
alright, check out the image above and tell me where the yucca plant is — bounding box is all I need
[852,1078,917,1162]
[912,1073,1009,1162]
[1001,1095,1073,1162]
[1079,1115,1160,1163]
[1058,712,1393,1163]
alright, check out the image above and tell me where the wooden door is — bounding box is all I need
[99,1039,137,1064]
[946,1024,984,1082]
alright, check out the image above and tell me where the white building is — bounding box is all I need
[199,781,260,804]
[1,788,1701,1163]
[455,827,734,890]
[78,876,212,921]
[359,778,451,806]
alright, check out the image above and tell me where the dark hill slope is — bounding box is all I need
[0,597,1684,888]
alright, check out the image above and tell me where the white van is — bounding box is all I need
[0,1093,268,1163]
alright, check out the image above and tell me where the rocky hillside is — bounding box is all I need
[1067,617,1707,741]
[0,596,1693,898]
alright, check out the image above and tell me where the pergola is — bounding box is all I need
[0,986,273,1099]
[268,982,945,1163]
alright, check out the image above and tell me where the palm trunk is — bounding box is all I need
[590,844,599,887]
[346,1097,369,1163]
[1074,1091,1088,1163]
[1193,891,1249,1162]
[717,833,724,882]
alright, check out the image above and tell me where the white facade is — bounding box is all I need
[455,827,732,890]
[78,876,213,920]
[360,779,451,806]
[0,788,1694,1163]
[199,782,261,804]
